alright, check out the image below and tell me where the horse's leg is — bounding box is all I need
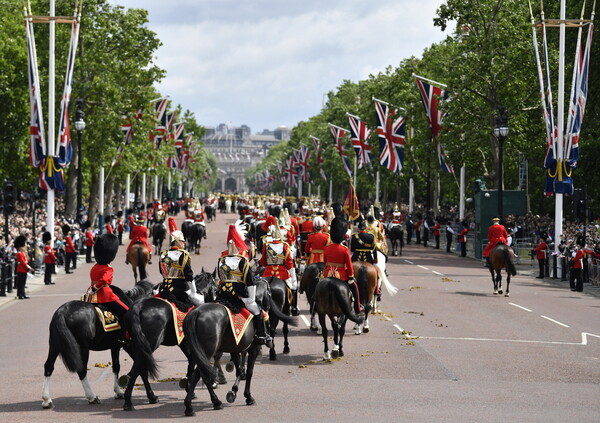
[243,345,259,406]
[268,317,278,361]
[42,344,60,408]
[111,347,124,399]
[77,349,100,404]
[282,321,290,354]
[331,316,340,358]
[490,268,498,294]
[318,312,330,360]
[123,359,142,410]
[497,271,503,295]
[226,352,242,404]
[505,273,510,297]
[338,315,347,357]
[214,351,227,385]
[184,367,201,416]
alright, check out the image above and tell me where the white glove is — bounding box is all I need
[571,252,576,258]
[186,290,205,306]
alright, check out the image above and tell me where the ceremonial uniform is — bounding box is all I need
[158,245,195,310]
[458,226,468,257]
[445,224,454,253]
[533,239,547,278]
[14,236,31,299]
[483,221,508,258]
[105,222,114,234]
[85,227,95,263]
[300,218,315,257]
[43,232,56,285]
[570,247,584,292]
[126,223,152,254]
[259,240,293,281]
[117,217,125,245]
[64,231,76,273]
[350,230,377,264]
[433,222,441,249]
[415,219,422,244]
[323,243,354,281]
[305,231,329,264]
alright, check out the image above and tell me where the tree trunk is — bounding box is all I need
[64,155,77,219]
[88,169,99,227]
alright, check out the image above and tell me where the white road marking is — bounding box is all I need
[300,315,310,327]
[541,315,570,328]
[393,324,417,339]
[420,333,600,346]
[404,260,414,265]
[509,302,532,312]
[383,315,391,321]
[432,271,444,276]
[417,265,429,271]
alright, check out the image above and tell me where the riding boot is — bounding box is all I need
[484,256,491,268]
[291,289,299,316]
[253,314,273,349]
[348,281,362,314]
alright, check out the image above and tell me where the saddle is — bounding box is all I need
[223,305,254,345]
[94,306,121,333]
[155,297,192,344]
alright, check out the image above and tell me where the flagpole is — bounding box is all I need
[141,172,146,210]
[554,0,566,261]
[459,165,466,220]
[126,173,131,210]
[411,73,448,88]
[46,0,56,240]
[376,171,380,204]
[353,156,357,188]
[328,178,333,203]
[154,174,158,201]
[409,178,414,214]
[99,166,105,233]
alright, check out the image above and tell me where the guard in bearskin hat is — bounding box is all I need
[84,221,95,263]
[42,231,56,285]
[14,235,33,299]
[570,237,585,292]
[217,225,273,348]
[323,217,362,314]
[116,211,125,245]
[62,223,76,274]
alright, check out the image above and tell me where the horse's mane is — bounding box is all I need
[124,280,154,303]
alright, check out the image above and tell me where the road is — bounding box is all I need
[0,210,598,423]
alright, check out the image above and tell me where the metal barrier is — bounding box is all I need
[588,258,600,286]
[0,259,15,296]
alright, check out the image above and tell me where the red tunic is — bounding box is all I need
[533,241,547,260]
[323,243,354,281]
[458,228,468,243]
[65,236,75,253]
[301,219,314,233]
[571,249,584,269]
[117,218,125,232]
[105,223,114,234]
[290,217,300,240]
[127,225,151,252]
[259,241,293,279]
[483,224,508,257]
[89,264,128,307]
[85,230,95,247]
[44,244,56,264]
[15,251,29,273]
[433,224,441,236]
[305,232,329,264]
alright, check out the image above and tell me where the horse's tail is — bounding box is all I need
[269,292,298,327]
[130,302,159,380]
[137,246,147,280]
[183,309,216,384]
[331,280,364,324]
[356,265,371,314]
[50,307,84,373]
[374,258,398,296]
[503,247,517,276]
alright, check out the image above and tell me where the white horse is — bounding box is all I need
[225,199,232,214]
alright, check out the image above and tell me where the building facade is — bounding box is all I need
[203,124,289,193]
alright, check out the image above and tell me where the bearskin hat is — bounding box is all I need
[116,210,123,218]
[358,220,367,230]
[331,202,344,218]
[94,234,119,265]
[84,220,92,229]
[270,206,281,219]
[42,231,52,243]
[330,217,347,244]
[14,235,27,249]
[61,223,71,236]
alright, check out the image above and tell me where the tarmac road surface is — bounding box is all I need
[0,211,598,422]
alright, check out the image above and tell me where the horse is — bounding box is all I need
[262,276,298,361]
[386,223,404,256]
[488,243,517,297]
[188,223,206,254]
[151,222,166,256]
[351,262,378,335]
[314,277,365,360]
[225,198,232,214]
[121,270,218,411]
[181,279,272,416]
[181,219,193,247]
[41,280,154,409]
[127,243,150,283]
[299,262,325,332]
[205,204,216,222]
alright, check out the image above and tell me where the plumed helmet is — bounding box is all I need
[93,234,119,265]
[168,216,178,234]
[330,217,347,244]
[171,230,185,243]
[42,231,52,243]
[61,223,71,236]
[136,215,144,224]
[226,224,248,254]
[14,235,27,249]
[313,216,325,230]
[269,224,282,241]
[262,215,277,233]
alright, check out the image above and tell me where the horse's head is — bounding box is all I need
[194,270,218,303]
[254,278,271,313]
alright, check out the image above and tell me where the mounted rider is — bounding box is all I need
[217,224,273,348]
[125,215,152,265]
[350,220,377,264]
[157,218,204,311]
[305,216,329,264]
[366,206,387,256]
[483,216,508,267]
[387,204,403,228]
[154,203,166,224]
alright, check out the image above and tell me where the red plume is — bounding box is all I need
[226,224,247,253]
[262,215,276,233]
[168,216,178,234]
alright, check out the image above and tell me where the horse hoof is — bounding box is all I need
[269,350,276,361]
[123,402,134,411]
[493,291,498,295]
[217,375,227,385]
[148,395,159,404]
[339,349,344,357]
[354,328,361,335]
[179,378,188,390]
[310,325,318,332]
[42,401,54,409]
[213,401,224,410]
[498,290,503,295]
[283,346,290,354]
[323,351,331,360]
[317,328,322,335]
[225,361,234,373]
[245,396,256,406]
[118,374,130,388]
[114,392,124,400]
[184,408,196,417]
[226,391,236,403]
[331,349,339,359]
[363,327,370,334]
[505,293,510,297]
[89,396,101,405]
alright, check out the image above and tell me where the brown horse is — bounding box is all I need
[127,243,150,283]
[352,262,378,335]
[488,243,517,297]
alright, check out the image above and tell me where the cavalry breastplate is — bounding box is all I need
[266,243,285,265]
[160,249,189,279]
[218,255,250,284]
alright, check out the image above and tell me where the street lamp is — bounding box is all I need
[74,99,85,226]
[493,106,509,222]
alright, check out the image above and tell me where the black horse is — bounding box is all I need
[314,276,366,360]
[188,223,206,254]
[151,222,166,255]
[182,279,272,416]
[181,220,193,247]
[299,262,325,331]
[41,281,154,409]
[261,276,298,361]
[488,243,517,297]
[386,224,404,256]
[121,271,218,411]
[205,204,216,222]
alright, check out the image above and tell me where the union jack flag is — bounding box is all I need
[347,114,372,169]
[328,123,352,177]
[374,99,405,173]
[285,156,298,188]
[26,17,46,169]
[415,78,454,174]
[296,145,311,182]
[310,136,327,181]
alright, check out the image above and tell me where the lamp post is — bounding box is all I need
[493,106,509,222]
[74,99,85,226]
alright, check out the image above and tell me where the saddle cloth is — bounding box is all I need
[156,298,190,345]
[223,306,254,345]
[94,307,121,333]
